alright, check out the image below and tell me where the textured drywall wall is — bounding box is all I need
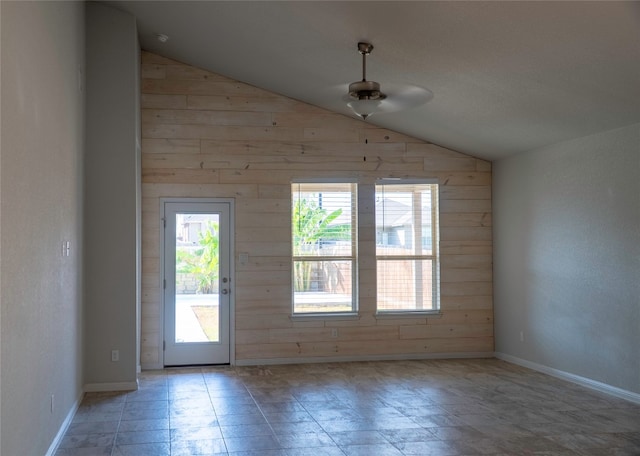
[493,123,640,394]
[84,2,140,387]
[1,2,85,454]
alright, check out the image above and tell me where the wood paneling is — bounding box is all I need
[140,51,493,366]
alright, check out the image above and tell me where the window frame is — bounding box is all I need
[374,179,441,315]
[291,181,358,316]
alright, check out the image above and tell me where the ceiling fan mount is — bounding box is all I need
[357,41,373,55]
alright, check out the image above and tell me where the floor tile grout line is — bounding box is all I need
[229,366,346,454]
[110,390,126,456]
[294,384,353,456]
[239,368,283,450]
[202,366,231,455]
[117,370,169,454]
[166,369,173,455]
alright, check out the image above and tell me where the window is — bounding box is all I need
[375,181,440,312]
[292,183,357,314]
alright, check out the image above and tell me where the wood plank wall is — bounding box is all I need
[140,51,493,367]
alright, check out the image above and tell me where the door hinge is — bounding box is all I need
[162,217,166,228]
[163,340,166,351]
[163,279,166,289]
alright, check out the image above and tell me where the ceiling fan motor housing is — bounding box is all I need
[348,80,386,100]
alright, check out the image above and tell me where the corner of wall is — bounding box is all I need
[84,1,139,386]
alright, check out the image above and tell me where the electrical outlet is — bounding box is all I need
[330,328,338,338]
[111,350,119,362]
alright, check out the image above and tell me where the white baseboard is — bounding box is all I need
[235,351,494,367]
[45,390,84,456]
[495,352,640,405]
[141,362,164,371]
[83,380,139,392]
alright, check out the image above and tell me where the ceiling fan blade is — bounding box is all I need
[375,84,434,113]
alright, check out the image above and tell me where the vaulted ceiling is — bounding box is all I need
[108,1,640,161]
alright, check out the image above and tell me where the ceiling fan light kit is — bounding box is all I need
[347,42,386,120]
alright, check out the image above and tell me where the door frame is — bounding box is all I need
[159,197,236,366]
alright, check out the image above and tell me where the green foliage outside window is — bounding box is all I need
[292,196,348,292]
[176,221,219,293]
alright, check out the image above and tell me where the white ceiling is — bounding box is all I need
[107,1,640,161]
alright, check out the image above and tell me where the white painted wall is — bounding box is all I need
[0,2,85,454]
[84,3,140,388]
[493,123,640,394]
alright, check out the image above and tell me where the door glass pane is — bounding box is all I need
[174,213,220,343]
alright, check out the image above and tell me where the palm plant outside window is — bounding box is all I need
[291,183,357,314]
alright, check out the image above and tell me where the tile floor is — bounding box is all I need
[56,359,640,456]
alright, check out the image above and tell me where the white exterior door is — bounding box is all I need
[162,200,233,366]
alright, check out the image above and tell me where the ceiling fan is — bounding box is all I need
[345,42,433,120]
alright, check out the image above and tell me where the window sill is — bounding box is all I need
[290,313,360,322]
[375,311,442,319]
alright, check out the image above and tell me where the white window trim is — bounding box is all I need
[374,179,441,313]
[291,182,358,315]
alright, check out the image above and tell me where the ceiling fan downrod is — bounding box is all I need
[348,42,386,102]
